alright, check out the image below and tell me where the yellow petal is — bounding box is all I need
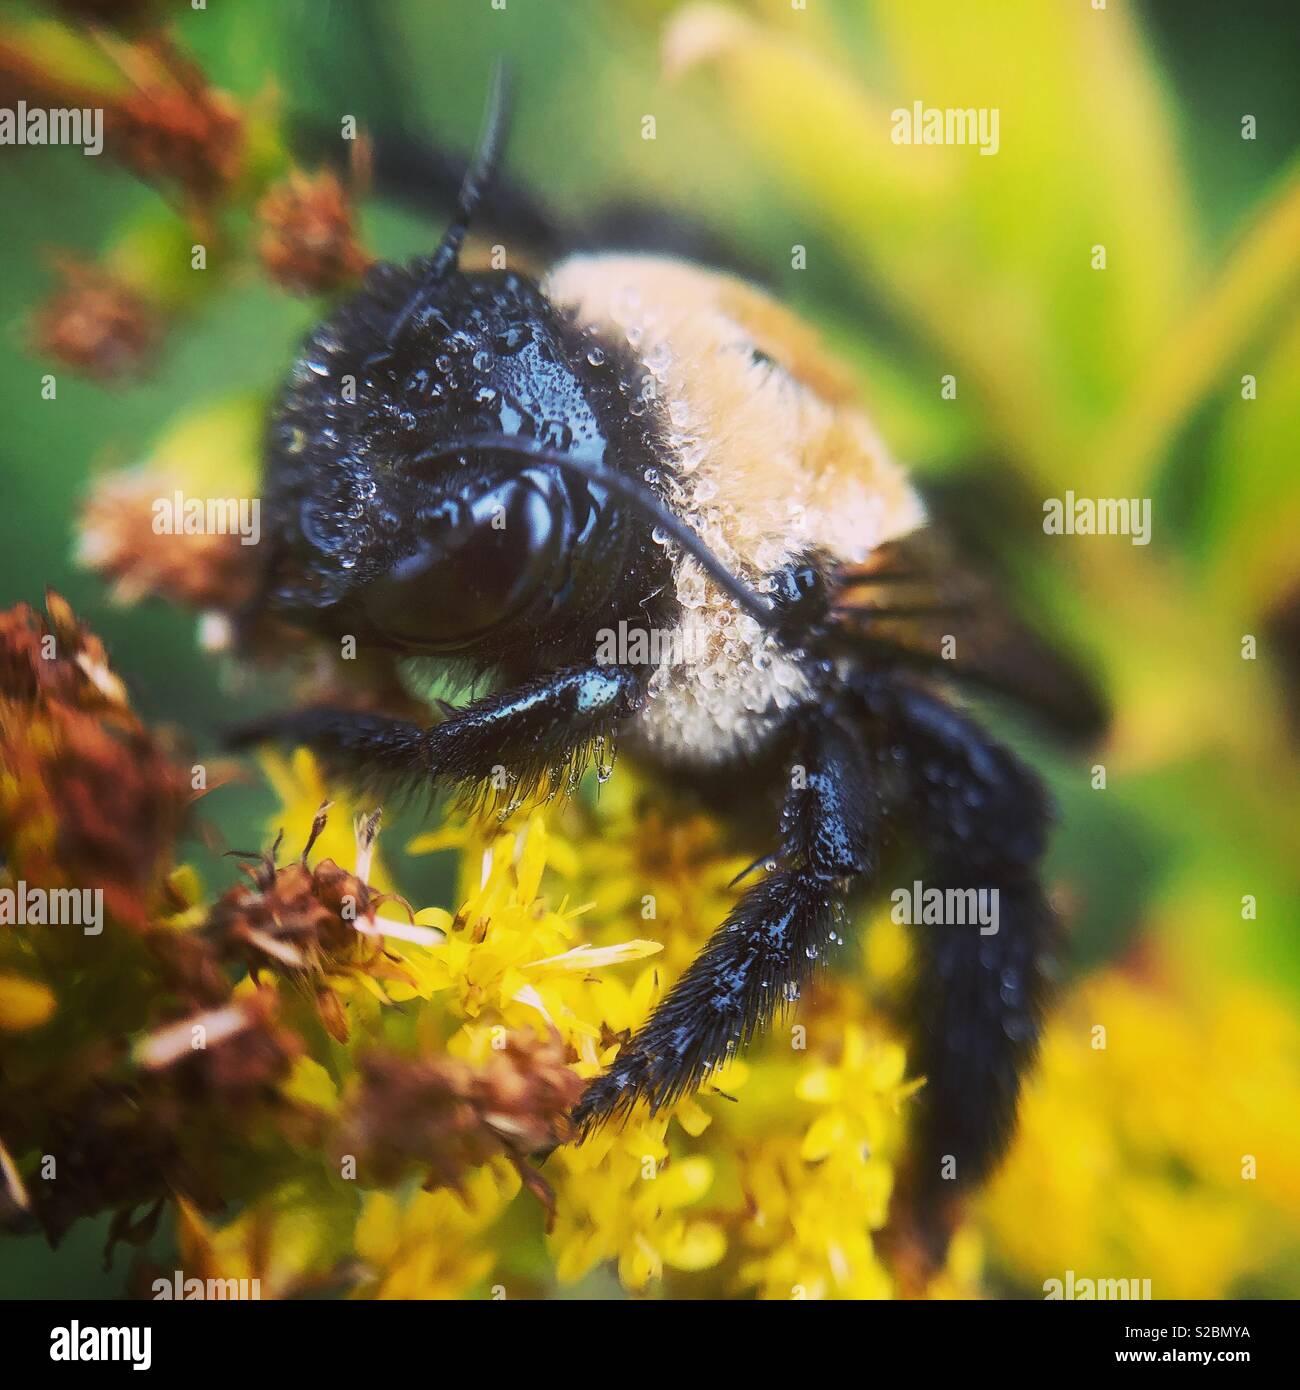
[801,1109,849,1162]
[654,1155,714,1208]
[524,939,663,971]
[354,1193,401,1266]
[407,826,469,856]
[663,1220,727,1272]
[515,814,548,904]
[281,1056,339,1114]
[0,973,55,1031]
[796,1065,841,1105]
[674,1098,713,1138]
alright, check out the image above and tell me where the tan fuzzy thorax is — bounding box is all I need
[544,255,926,764]
[545,254,923,574]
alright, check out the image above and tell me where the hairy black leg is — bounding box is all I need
[230,664,643,807]
[571,716,879,1132]
[867,677,1059,1198]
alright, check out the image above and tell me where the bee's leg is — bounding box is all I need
[229,665,643,804]
[570,717,879,1133]
[878,678,1060,1202]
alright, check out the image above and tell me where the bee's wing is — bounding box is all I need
[826,528,1108,745]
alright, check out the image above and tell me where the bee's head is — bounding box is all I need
[259,261,645,661]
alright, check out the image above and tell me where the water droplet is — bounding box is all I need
[493,325,530,354]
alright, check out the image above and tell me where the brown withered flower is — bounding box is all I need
[0,594,192,933]
[203,808,416,1042]
[135,986,302,1109]
[5,1080,183,1251]
[30,256,160,382]
[0,29,243,216]
[100,34,244,211]
[341,1035,583,1209]
[78,465,257,612]
[256,168,372,296]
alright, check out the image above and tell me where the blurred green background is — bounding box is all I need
[1,0,1298,1297]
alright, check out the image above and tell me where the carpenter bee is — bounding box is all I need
[239,69,1104,1206]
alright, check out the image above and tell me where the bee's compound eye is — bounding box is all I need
[361,476,561,649]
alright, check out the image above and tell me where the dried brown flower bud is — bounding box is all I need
[204,809,415,1041]
[78,466,257,611]
[137,988,302,1109]
[341,1035,583,1194]
[0,595,192,933]
[30,258,159,383]
[103,37,243,208]
[256,169,372,295]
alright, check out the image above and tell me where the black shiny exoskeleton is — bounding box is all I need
[240,72,1104,1222]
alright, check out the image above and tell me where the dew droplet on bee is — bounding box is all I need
[493,325,530,354]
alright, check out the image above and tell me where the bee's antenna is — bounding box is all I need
[378,63,512,356]
[419,434,781,630]
[428,60,512,282]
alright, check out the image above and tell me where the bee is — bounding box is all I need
[239,69,1104,1208]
